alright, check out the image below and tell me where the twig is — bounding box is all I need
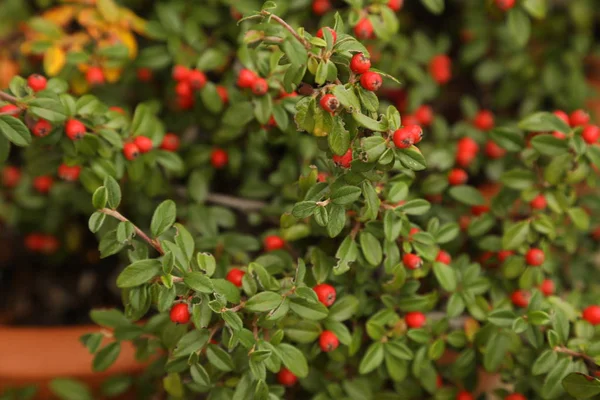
[206,193,267,212]
[100,208,165,255]
[222,301,246,313]
[0,110,20,116]
[208,321,224,343]
[260,10,311,50]
[554,346,594,362]
[0,91,19,104]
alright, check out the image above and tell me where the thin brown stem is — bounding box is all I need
[208,321,224,343]
[554,346,594,362]
[260,10,311,50]
[0,91,19,104]
[0,110,20,116]
[222,301,246,313]
[100,208,165,255]
[206,193,266,212]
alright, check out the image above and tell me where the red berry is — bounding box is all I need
[319,330,339,352]
[505,394,526,400]
[569,109,590,127]
[402,114,419,126]
[406,124,424,144]
[457,137,480,154]
[172,65,191,82]
[65,119,86,141]
[264,235,285,252]
[495,0,516,11]
[210,148,228,169]
[277,368,298,386]
[25,233,44,252]
[175,81,193,97]
[354,18,374,40]
[525,248,544,266]
[316,27,337,44]
[360,71,382,92]
[403,253,422,270]
[388,0,404,12]
[237,69,257,88]
[553,110,570,125]
[511,290,529,308]
[279,91,298,99]
[436,250,452,265]
[456,391,474,400]
[317,172,328,183]
[471,205,489,216]
[32,119,52,137]
[226,268,245,287]
[2,166,21,188]
[189,70,207,90]
[177,95,194,110]
[393,127,414,149]
[436,375,443,388]
[136,68,152,82]
[582,125,600,144]
[498,250,514,262]
[313,283,336,307]
[133,136,153,153]
[319,94,339,113]
[552,131,566,139]
[33,175,53,194]
[312,0,332,15]
[109,106,125,114]
[169,303,190,324]
[485,140,506,159]
[405,312,426,328]
[429,54,452,84]
[414,105,434,126]
[408,227,420,238]
[448,169,468,185]
[251,78,268,96]
[57,164,81,181]
[86,66,105,85]
[216,86,229,104]
[123,143,140,160]
[160,133,180,152]
[0,104,20,117]
[582,305,600,325]
[27,74,47,92]
[332,149,352,168]
[539,279,554,296]
[350,53,371,75]
[530,194,546,210]
[473,110,495,131]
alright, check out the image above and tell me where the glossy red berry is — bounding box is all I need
[86,66,105,85]
[172,65,191,82]
[436,250,452,265]
[25,233,44,252]
[525,248,545,266]
[582,125,600,144]
[582,305,600,325]
[177,95,194,110]
[175,81,193,97]
[505,394,526,400]
[316,27,337,44]
[456,391,474,400]
[405,312,426,328]
[57,164,81,181]
[406,125,424,144]
[402,114,419,126]
[313,283,336,307]
[360,71,382,92]
[136,68,152,82]
[471,205,490,216]
[485,140,506,159]
[388,0,404,12]
[448,169,468,185]
[539,279,555,296]
[210,148,228,169]
[350,53,371,74]
[2,166,21,188]
[277,368,298,386]
[473,110,495,131]
[65,119,86,141]
[495,0,516,11]
[354,18,374,40]
[33,175,53,194]
[251,78,268,96]
[553,110,569,125]
[530,194,546,210]
[312,0,332,15]
[569,109,590,127]
[169,303,190,324]
[498,250,514,262]
[32,119,52,137]
[237,69,257,88]
[393,127,413,149]
[27,74,47,92]
[264,235,285,252]
[0,104,20,117]
[403,253,422,270]
[319,94,339,113]
[160,133,180,152]
[429,54,452,84]
[123,143,140,161]
[319,331,339,352]
[133,136,153,153]
[189,70,207,90]
[216,86,229,104]
[511,290,529,308]
[226,268,245,287]
[457,137,479,154]
[408,227,420,238]
[332,149,352,168]
[414,105,434,126]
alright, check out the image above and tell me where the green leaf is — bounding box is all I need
[49,379,93,400]
[328,118,350,156]
[328,295,359,321]
[420,0,444,14]
[352,112,387,131]
[501,168,535,190]
[432,262,457,291]
[531,134,569,156]
[206,344,234,371]
[93,342,121,372]
[89,309,130,328]
[487,310,516,327]
[292,201,317,219]
[245,292,283,312]
[490,127,525,151]
[532,349,558,375]
[523,0,547,19]
[359,232,382,266]
[519,112,570,133]
[562,373,600,399]
[0,115,31,146]
[483,332,510,371]
[27,97,67,122]
[275,343,309,378]
[567,207,590,231]
[190,364,211,386]
[386,341,414,360]
[508,9,531,47]
[359,342,385,374]
[397,146,427,170]
[448,185,485,206]
[150,200,177,237]
[331,85,361,110]
[502,220,530,250]
[184,272,214,293]
[116,259,161,288]
[103,176,121,209]
[397,199,431,215]
[289,297,329,320]
[173,329,209,358]
[327,204,346,237]
[331,186,362,205]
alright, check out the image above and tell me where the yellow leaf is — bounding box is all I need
[97,0,119,23]
[103,67,122,83]
[43,47,66,77]
[114,28,137,59]
[120,9,147,35]
[71,75,89,95]
[42,6,76,27]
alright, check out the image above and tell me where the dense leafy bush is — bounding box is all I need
[1,0,600,399]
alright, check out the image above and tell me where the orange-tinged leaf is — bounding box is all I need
[120,10,147,35]
[0,58,19,89]
[77,9,102,28]
[97,0,119,23]
[114,29,137,59]
[42,6,76,27]
[71,75,89,95]
[44,47,66,77]
[103,67,122,83]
